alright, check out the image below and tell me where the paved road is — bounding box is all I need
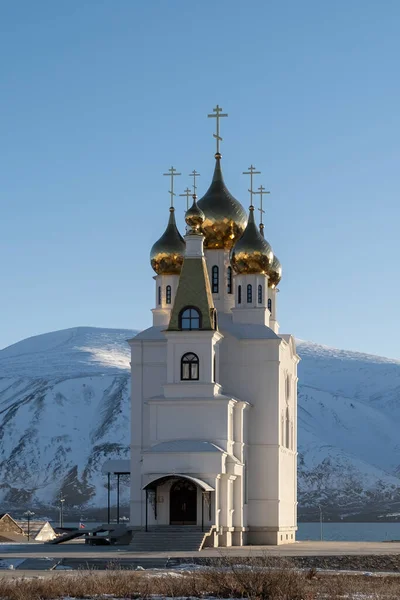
[1,540,400,560]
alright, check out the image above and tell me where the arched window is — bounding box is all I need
[267,298,272,312]
[238,285,242,304]
[180,307,201,330]
[212,265,219,293]
[227,267,232,294]
[258,284,263,304]
[158,286,161,306]
[166,285,172,305]
[181,352,199,380]
[247,284,253,303]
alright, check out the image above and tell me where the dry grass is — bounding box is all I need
[0,555,400,599]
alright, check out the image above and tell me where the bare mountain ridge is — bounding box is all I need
[1,326,400,519]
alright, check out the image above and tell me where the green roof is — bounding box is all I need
[168,256,215,331]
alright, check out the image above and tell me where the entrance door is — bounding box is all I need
[170,479,197,525]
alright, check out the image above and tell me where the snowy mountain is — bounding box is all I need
[297,340,400,519]
[1,326,400,520]
[0,327,135,516]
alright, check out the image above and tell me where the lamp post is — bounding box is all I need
[318,505,323,541]
[23,510,35,542]
[59,495,65,528]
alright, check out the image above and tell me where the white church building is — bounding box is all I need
[129,107,299,547]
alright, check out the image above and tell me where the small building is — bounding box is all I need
[0,513,25,542]
[17,519,56,541]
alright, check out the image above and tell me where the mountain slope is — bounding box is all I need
[296,340,400,518]
[1,327,400,518]
[0,327,135,512]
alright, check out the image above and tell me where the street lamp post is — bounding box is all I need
[318,505,323,541]
[23,510,35,542]
[59,495,65,528]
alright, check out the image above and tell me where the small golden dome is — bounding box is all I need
[197,155,247,249]
[230,206,274,274]
[185,196,205,232]
[150,207,185,275]
[269,254,282,288]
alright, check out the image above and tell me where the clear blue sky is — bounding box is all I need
[1,0,399,358]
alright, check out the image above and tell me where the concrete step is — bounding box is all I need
[130,527,209,552]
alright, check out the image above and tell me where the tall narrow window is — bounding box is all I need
[247,284,253,303]
[212,265,219,293]
[181,352,199,380]
[158,286,161,306]
[166,285,172,305]
[258,284,263,304]
[180,307,201,330]
[268,298,272,312]
[227,267,232,294]
[286,407,290,449]
[238,285,242,304]
[286,374,291,400]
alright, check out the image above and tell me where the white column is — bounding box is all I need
[130,340,144,527]
[268,287,280,333]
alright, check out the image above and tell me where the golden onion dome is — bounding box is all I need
[269,254,282,288]
[230,206,274,274]
[150,207,185,275]
[197,154,247,249]
[185,196,205,232]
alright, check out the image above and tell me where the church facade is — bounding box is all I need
[129,108,299,546]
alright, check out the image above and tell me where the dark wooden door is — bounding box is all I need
[170,480,197,525]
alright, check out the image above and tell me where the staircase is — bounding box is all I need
[129,526,208,552]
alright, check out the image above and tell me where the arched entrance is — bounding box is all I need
[170,479,197,525]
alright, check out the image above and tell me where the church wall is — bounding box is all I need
[219,332,297,539]
[166,333,219,385]
[142,453,225,479]
[130,339,167,526]
[277,339,298,530]
[148,400,231,450]
[279,447,296,528]
[130,342,144,526]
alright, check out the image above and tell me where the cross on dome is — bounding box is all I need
[189,170,201,197]
[207,104,228,155]
[254,184,270,232]
[179,187,192,211]
[242,165,261,207]
[163,166,181,208]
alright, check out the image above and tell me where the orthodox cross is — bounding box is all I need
[189,169,201,196]
[179,187,192,211]
[254,184,270,226]
[242,165,261,206]
[163,166,181,208]
[207,104,228,154]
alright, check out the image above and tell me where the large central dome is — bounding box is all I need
[197,154,247,250]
